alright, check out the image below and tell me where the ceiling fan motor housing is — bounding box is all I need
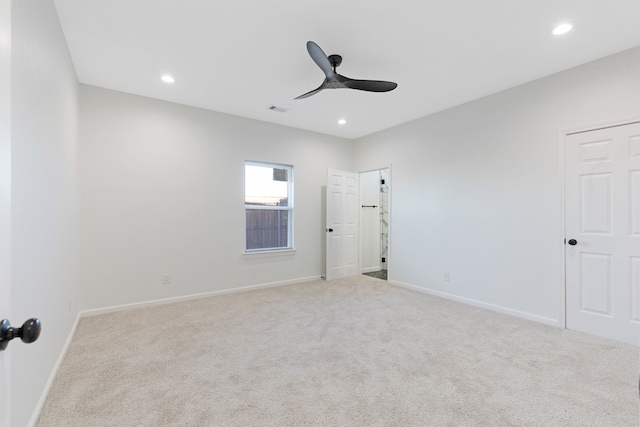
[328,54,343,68]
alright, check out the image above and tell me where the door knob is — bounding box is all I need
[0,318,41,351]
[567,239,577,246]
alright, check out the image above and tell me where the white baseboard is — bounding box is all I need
[81,275,323,318]
[388,280,559,327]
[28,312,81,427]
[361,266,381,274]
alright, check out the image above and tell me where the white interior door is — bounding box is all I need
[326,169,359,281]
[0,1,11,422]
[565,122,640,345]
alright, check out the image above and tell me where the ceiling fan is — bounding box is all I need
[295,41,398,100]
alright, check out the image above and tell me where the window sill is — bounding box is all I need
[242,248,296,258]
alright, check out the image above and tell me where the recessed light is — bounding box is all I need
[337,119,347,125]
[161,75,175,83]
[553,23,573,36]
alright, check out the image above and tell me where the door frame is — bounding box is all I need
[557,116,640,329]
[358,164,392,278]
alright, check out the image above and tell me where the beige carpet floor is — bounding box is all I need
[37,276,639,426]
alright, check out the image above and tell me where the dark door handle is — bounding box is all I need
[567,239,577,246]
[0,318,41,351]
[326,228,333,232]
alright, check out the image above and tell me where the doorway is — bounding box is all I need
[359,168,389,281]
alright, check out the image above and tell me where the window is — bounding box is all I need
[244,161,293,252]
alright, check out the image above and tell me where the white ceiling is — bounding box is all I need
[52,0,640,140]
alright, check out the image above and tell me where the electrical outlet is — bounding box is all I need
[162,273,171,285]
[444,272,450,282]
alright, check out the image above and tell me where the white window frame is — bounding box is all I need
[244,161,294,253]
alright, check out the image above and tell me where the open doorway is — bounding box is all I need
[359,168,389,281]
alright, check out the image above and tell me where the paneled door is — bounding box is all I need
[565,122,640,345]
[326,169,359,281]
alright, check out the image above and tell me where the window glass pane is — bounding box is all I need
[245,165,288,207]
[246,209,289,250]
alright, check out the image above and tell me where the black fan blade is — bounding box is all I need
[342,78,397,92]
[306,41,334,78]
[294,82,327,100]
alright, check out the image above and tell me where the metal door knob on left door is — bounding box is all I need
[568,239,578,246]
[0,318,41,351]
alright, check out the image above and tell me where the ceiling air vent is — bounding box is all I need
[268,105,288,113]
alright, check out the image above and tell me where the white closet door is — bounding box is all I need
[565,122,640,345]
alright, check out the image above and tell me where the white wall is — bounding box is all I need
[10,1,80,426]
[79,85,353,310]
[353,47,640,324]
